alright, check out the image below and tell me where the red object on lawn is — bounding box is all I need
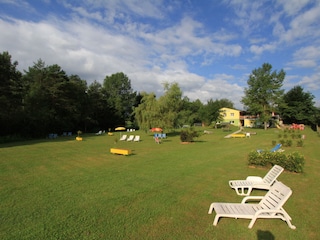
[151,127,163,132]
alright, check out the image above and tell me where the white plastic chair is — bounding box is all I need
[229,165,284,196]
[119,135,127,141]
[127,135,134,141]
[208,181,296,229]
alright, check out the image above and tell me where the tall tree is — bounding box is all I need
[280,85,316,125]
[23,61,87,136]
[86,80,114,131]
[158,82,183,130]
[22,59,50,136]
[241,63,285,130]
[62,75,88,131]
[103,72,136,126]
[134,92,159,132]
[177,97,203,127]
[134,82,183,132]
[0,51,23,136]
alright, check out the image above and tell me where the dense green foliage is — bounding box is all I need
[0,52,137,137]
[180,128,199,142]
[248,151,305,173]
[0,52,23,136]
[279,85,317,125]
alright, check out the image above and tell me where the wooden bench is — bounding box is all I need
[110,148,131,156]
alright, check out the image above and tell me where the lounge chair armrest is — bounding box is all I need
[246,176,263,181]
[241,196,264,204]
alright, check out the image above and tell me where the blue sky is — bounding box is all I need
[1,0,320,109]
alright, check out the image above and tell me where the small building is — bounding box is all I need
[219,107,241,126]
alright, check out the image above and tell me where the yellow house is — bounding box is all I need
[220,107,241,126]
[243,117,256,128]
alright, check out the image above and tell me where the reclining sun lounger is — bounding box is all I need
[119,135,127,141]
[257,143,283,153]
[208,181,296,229]
[229,165,284,196]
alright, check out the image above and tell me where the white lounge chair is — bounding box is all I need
[133,135,140,142]
[119,135,127,141]
[229,165,284,196]
[208,181,296,229]
[127,135,134,141]
[96,130,102,135]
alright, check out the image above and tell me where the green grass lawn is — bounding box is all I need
[1,127,319,239]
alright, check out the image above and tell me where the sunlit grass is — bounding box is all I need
[0,127,319,239]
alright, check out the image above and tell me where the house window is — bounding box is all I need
[230,113,234,117]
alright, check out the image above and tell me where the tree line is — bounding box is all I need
[1,51,319,139]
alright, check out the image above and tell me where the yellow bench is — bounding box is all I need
[110,148,131,156]
[231,134,246,138]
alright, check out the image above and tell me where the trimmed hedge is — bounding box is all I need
[248,151,305,173]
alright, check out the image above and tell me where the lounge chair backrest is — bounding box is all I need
[259,181,292,210]
[270,143,282,152]
[262,165,284,184]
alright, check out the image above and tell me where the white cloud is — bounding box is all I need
[276,0,312,16]
[0,14,245,107]
[1,0,320,109]
[289,60,317,68]
[249,43,277,55]
[288,46,320,68]
[185,77,244,108]
[62,0,166,23]
[298,73,320,91]
[224,0,267,36]
[293,46,320,60]
[279,4,320,43]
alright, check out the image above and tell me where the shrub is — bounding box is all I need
[285,152,305,173]
[296,139,304,147]
[180,129,199,142]
[248,151,269,167]
[248,151,305,173]
[285,139,293,147]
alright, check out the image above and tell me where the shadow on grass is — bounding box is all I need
[257,230,275,240]
[0,133,104,148]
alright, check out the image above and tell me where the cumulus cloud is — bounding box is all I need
[249,43,277,55]
[0,12,245,106]
[276,0,311,16]
[1,0,319,108]
[287,46,320,68]
[279,4,320,43]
